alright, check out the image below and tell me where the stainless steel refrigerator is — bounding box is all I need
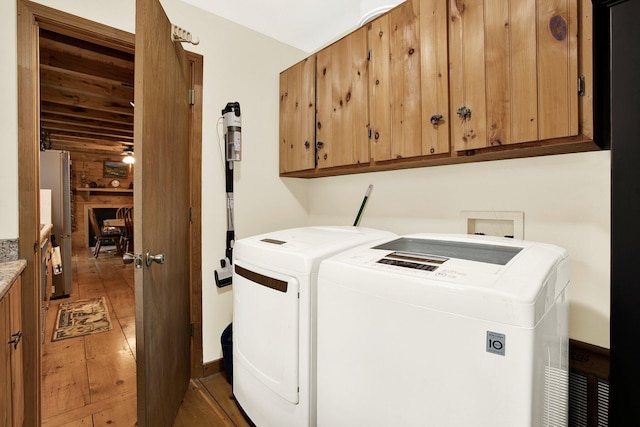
[40,150,73,299]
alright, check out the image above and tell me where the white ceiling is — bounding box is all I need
[180,0,403,53]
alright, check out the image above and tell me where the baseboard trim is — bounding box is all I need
[202,358,224,378]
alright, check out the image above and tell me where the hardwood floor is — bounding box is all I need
[41,247,248,426]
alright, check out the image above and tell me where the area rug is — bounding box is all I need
[53,297,113,341]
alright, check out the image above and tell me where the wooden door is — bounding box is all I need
[279,57,316,173]
[316,26,370,169]
[449,0,577,151]
[134,0,192,425]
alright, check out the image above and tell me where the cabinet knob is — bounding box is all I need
[8,331,22,350]
[304,141,310,149]
[316,141,325,149]
[430,114,443,126]
[456,106,471,121]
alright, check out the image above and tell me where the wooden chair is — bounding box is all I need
[120,207,134,254]
[88,208,122,258]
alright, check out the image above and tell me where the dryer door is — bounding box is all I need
[234,261,300,404]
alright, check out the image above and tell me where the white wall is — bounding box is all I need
[2,0,309,362]
[1,0,610,362]
[307,151,611,348]
[0,1,18,239]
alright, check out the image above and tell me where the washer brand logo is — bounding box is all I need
[486,331,506,356]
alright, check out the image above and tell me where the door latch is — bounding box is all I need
[123,252,143,269]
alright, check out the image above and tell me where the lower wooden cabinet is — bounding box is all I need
[0,278,24,427]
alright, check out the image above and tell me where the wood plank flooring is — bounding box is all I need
[41,247,249,426]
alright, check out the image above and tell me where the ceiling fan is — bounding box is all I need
[121,145,135,164]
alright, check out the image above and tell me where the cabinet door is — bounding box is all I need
[370,0,449,162]
[316,26,369,169]
[389,0,422,159]
[420,0,450,155]
[279,57,316,173]
[0,294,11,426]
[449,0,578,151]
[9,280,23,427]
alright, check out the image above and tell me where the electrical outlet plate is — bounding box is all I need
[461,211,524,239]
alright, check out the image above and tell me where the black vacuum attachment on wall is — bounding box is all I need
[215,102,241,288]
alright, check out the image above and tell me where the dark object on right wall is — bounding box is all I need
[607,0,640,425]
[221,323,233,385]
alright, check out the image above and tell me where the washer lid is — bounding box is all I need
[373,237,523,266]
[234,226,396,274]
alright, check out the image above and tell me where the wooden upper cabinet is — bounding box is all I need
[279,57,316,174]
[278,0,594,178]
[316,25,370,169]
[449,0,578,151]
[370,0,450,162]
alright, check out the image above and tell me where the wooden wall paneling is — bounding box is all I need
[39,41,134,86]
[389,0,422,159]
[449,0,488,151]
[420,0,450,156]
[537,0,578,140]
[369,14,392,162]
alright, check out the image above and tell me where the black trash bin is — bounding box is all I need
[221,323,233,385]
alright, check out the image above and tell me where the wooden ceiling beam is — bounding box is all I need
[40,101,133,126]
[47,134,131,153]
[40,113,133,134]
[41,122,134,141]
[40,65,134,100]
[37,27,136,157]
[48,140,126,156]
[45,128,133,143]
[40,85,134,116]
[40,45,134,86]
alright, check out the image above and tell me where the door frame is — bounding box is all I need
[16,1,204,425]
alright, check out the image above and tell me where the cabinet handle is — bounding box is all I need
[316,141,325,149]
[456,106,471,121]
[430,114,443,126]
[8,331,22,350]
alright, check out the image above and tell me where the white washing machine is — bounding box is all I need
[232,226,396,427]
[317,234,569,427]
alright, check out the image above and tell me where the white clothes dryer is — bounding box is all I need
[232,226,396,427]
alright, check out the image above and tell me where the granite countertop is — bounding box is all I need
[0,260,27,300]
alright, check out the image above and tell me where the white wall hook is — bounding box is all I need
[171,24,200,45]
